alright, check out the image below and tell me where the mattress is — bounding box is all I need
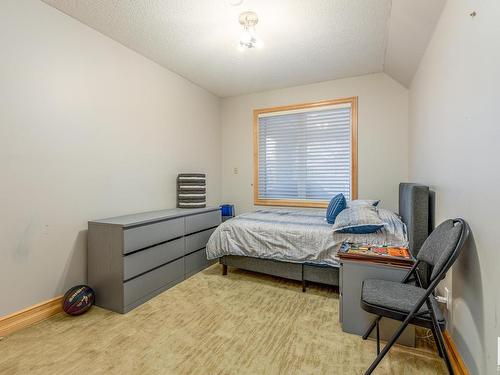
[206,208,408,267]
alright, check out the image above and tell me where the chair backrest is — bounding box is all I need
[416,218,469,282]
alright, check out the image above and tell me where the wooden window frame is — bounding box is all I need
[253,97,358,208]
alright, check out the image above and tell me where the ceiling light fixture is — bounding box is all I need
[238,11,263,51]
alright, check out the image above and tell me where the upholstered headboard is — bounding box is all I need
[399,183,432,257]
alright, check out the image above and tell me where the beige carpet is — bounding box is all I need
[0,265,446,375]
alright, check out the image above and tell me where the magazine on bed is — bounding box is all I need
[338,242,414,266]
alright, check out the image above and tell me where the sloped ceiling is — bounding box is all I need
[384,0,446,86]
[42,0,446,97]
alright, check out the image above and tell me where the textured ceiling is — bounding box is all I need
[42,0,444,97]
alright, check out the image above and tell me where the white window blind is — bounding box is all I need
[257,104,352,202]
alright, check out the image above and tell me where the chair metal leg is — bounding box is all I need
[376,320,380,355]
[430,326,444,358]
[428,302,454,375]
[362,316,381,340]
[364,318,411,375]
[436,328,453,375]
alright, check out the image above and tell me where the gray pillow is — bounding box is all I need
[348,199,380,208]
[332,206,385,234]
[377,208,407,243]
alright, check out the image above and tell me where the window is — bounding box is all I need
[253,97,358,208]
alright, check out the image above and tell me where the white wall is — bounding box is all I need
[221,73,409,213]
[0,0,221,316]
[409,1,500,373]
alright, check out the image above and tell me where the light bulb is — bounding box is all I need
[240,29,252,44]
[238,26,261,49]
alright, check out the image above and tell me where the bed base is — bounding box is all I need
[219,255,339,292]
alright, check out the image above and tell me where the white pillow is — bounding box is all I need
[348,199,380,208]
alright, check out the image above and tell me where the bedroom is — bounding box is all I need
[0,0,498,374]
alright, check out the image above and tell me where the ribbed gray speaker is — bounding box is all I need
[177,173,206,208]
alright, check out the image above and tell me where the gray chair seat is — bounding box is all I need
[361,279,445,328]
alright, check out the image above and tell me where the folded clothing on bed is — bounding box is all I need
[206,208,408,267]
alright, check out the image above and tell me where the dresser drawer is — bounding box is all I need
[185,210,220,234]
[123,217,184,254]
[185,248,212,276]
[123,237,184,280]
[124,257,184,306]
[184,227,216,255]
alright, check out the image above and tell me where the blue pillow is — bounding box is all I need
[326,194,346,224]
[337,224,384,234]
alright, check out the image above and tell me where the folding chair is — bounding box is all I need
[360,218,469,374]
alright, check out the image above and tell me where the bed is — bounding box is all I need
[206,183,431,290]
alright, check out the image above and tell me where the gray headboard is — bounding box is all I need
[399,183,431,257]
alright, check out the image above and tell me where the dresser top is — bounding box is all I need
[89,206,219,228]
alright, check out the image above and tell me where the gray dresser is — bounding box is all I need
[88,207,221,313]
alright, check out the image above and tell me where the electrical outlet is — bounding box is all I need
[498,337,500,368]
[497,337,500,369]
[233,167,239,174]
[444,287,452,311]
